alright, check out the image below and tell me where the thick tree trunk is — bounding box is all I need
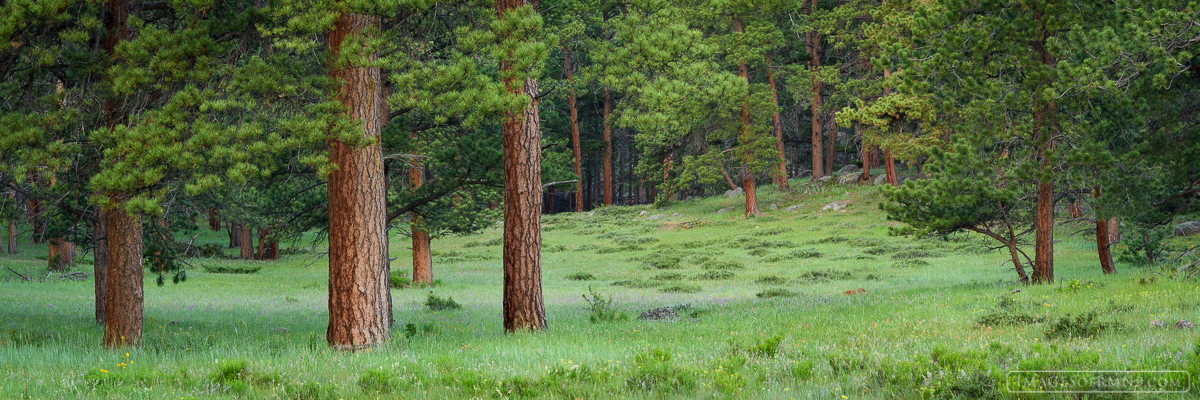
[1094,186,1115,274]
[1033,180,1054,283]
[766,54,788,190]
[102,206,142,347]
[884,150,898,185]
[255,228,267,260]
[498,0,546,333]
[93,215,107,323]
[208,208,220,231]
[602,89,613,206]
[48,238,74,271]
[240,224,254,260]
[1030,11,1056,284]
[326,11,391,350]
[565,49,585,212]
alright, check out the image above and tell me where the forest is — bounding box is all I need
[1,0,1199,397]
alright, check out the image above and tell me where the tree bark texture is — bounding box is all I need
[1031,17,1055,284]
[5,221,13,254]
[102,206,142,347]
[410,149,433,284]
[240,224,254,260]
[1094,186,1115,274]
[208,208,220,231]
[766,54,788,190]
[807,0,823,179]
[228,222,240,248]
[602,89,613,206]
[858,124,871,182]
[734,17,759,216]
[93,215,107,323]
[326,11,392,350]
[497,0,546,332]
[565,49,584,212]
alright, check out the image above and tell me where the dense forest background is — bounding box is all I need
[1,0,1198,350]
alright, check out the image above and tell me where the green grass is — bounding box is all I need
[1,181,1199,398]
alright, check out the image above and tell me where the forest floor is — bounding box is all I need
[1,176,1199,399]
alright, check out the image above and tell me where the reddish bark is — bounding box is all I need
[5,220,14,254]
[208,208,220,231]
[859,124,871,182]
[1068,199,1082,219]
[410,158,433,284]
[102,205,143,347]
[1094,186,1115,274]
[767,54,788,190]
[565,48,584,212]
[240,224,254,260]
[498,0,546,332]
[93,215,107,323]
[807,3,824,179]
[734,17,759,216]
[325,11,392,349]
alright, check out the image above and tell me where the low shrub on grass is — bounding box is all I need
[642,254,681,269]
[702,260,744,270]
[788,249,823,259]
[566,272,596,281]
[756,288,797,298]
[754,275,788,285]
[652,272,684,281]
[389,272,411,288]
[201,262,262,274]
[790,360,814,381]
[357,368,397,395]
[582,287,629,323]
[1044,312,1116,339]
[425,292,462,311]
[976,311,1046,326]
[693,270,735,280]
[798,269,852,282]
[745,333,785,357]
[659,283,701,293]
[625,348,696,392]
[891,259,930,268]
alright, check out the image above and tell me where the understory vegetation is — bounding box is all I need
[2,183,1198,398]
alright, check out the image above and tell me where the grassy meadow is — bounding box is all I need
[1,177,1199,399]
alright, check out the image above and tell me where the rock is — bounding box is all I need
[671,213,684,217]
[639,211,649,216]
[796,170,813,180]
[637,307,679,321]
[1010,289,1022,294]
[769,204,778,211]
[836,165,860,175]
[874,174,889,186]
[822,201,850,212]
[685,196,694,201]
[1174,221,1200,236]
[271,327,290,334]
[818,175,833,183]
[837,172,863,185]
[1176,320,1196,329]
[716,208,729,214]
[724,187,744,198]
[1149,320,1166,328]
[786,204,802,211]
[587,212,594,216]
[647,214,667,220]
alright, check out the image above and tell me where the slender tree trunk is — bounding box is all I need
[93,215,107,323]
[409,132,433,283]
[103,206,142,347]
[228,222,240,248]
[208,208,220,231]
[498,0,546,332]
[5,220,14,254]
[1031,17,1055,284]
[808,17,824,179]
[734,17,759,216]
[858,124,871,182]
[882,69,898,185]
[28,199,43,244]
[255,228,266,259]
[326,11,391,349]
[240,224,254,260]
[766,54,788,190]
[1094,186,1115,274]
[49,237,62,271]
[602,89,613,206]
[564,49,584,212]
[825,120,836,176]
[1068,199,1082,219]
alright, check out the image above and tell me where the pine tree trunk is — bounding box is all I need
[734,17,759,216]
[808,29,824,179]
[1107,217,1119,244]
[410,145,433,284]
[5,220,14,254]
[884,150,898,185]
[766,54,788,190]
[240,224,254,260]
[498,0,546,333]
[208,208,220,231]
[602,89,614,206]
[326,11,391,350]
[1068,199,1082,219]
[103,206,142,347]
[1094,186,1115,274]
[29,199,43,244]
[858,124,871,182]
[565,49,584,212]
[93,215,107,323]
[1030,10,1056,284]
[228,222,240,248]
[49,237,62,271]
[255,228,267,259]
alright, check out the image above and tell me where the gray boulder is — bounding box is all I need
[638,307,679,321]
[647,214,667,221]
[716,208,730,214]
[837,172,863,185]
[836,165,860,175]
[874,174,889,186]
[1174,221,1200,236]
[796,170,812,180]
[785,204,802,211]
[724,187,744,198]
[769,204,778,211]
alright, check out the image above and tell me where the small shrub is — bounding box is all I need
[197,244,226,258]
[892,249,942,260]
[790,360,814,381]
[357,368,396,394]
[615,236,659,245]
[652,272,684,281]
[809,235,850,244]
[389,272,411,288]
[788,249,823,259]
[625,348,696,392]
[746,334,785,357]
[425,292,462,311]
[659,283,701,293]
[754,275,788,285]
[597,244,644,254]
[612,280,663,289]
[582,287,629,323]
[565,272,595,281]
[747,248,771,257]
[702,260,744,270]
[676,219,710,229]
[1044,312,1115,339]
[403,322,437,339]
[977,311,1046,326]
[756,288,797,298]
[892,259,930,268]
[798,270,852,282]
[694,270,735,280]
[643,254,681,269]
[201,263,262,274]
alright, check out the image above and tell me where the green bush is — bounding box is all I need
[389,272,411,288]
[754,275,788,285]
[201,263,262,274]
[566,272,596,281]
[1044,312,1115,339]
[625,348,696,392]
[582,287,629,323]
[659,283,701,293]
[425,292,462,311]
[756,288,797,298]
[643,254,681,269]
[746,334,785,357]
[694,270,735,280]
[357,368,397,395]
